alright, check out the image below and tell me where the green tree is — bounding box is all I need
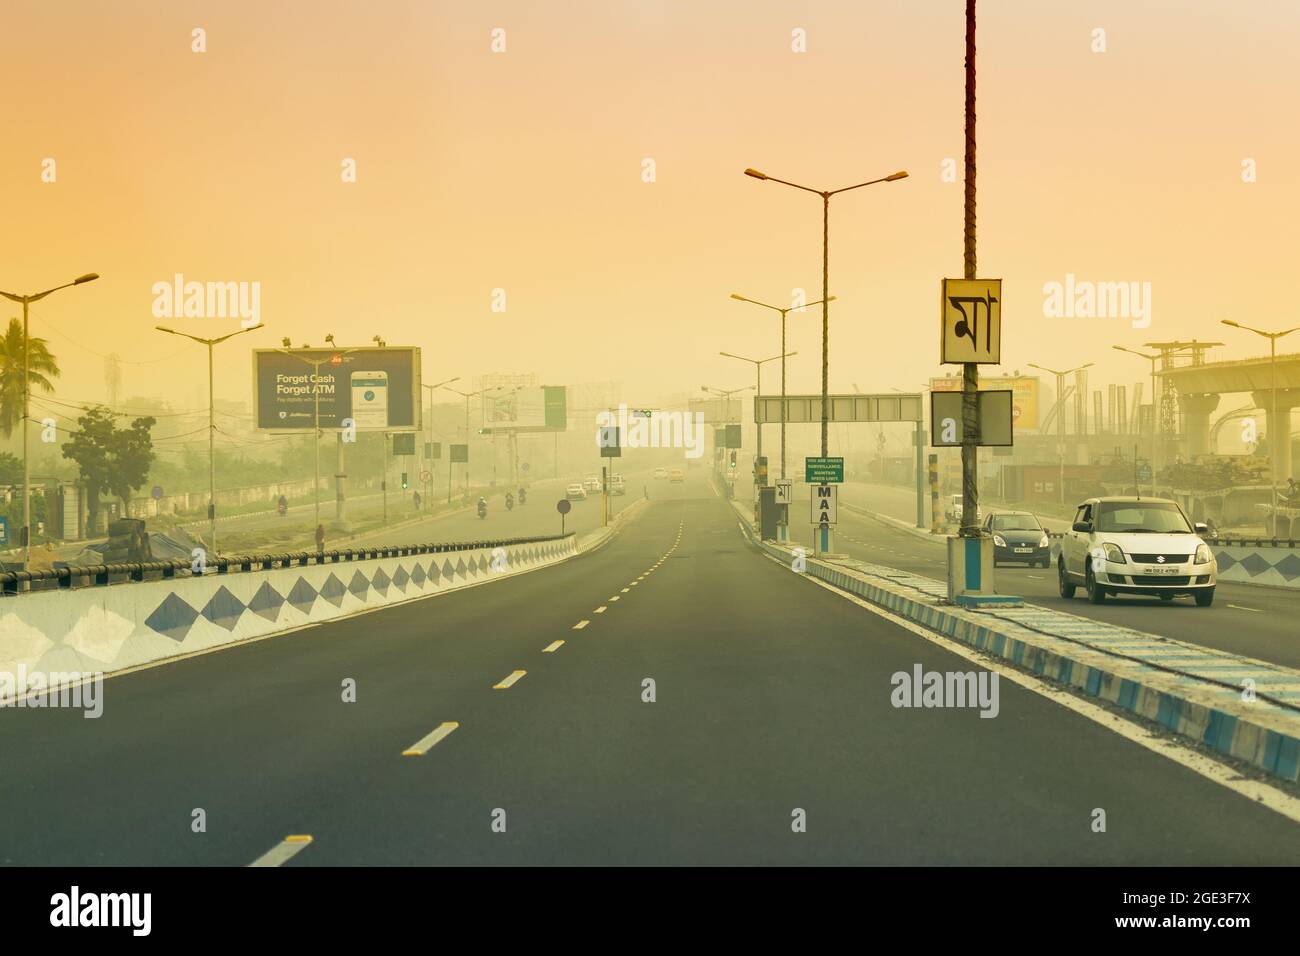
[0,450,20,485]
[0,317,60,437]
[61,407,157,527]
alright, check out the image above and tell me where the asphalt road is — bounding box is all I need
[818,480,1300,671]
[2,473,1296,865]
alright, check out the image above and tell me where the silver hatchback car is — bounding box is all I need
[1058,497,1217,606]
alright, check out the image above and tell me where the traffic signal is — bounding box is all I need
[729,451,737,467]
[401,472,409,490]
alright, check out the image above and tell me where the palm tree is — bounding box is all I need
[0,317,60,437]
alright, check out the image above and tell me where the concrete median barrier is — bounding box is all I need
[734,502,1300,783]
[0,536,576,684]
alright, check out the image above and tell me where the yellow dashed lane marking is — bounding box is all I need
[403,721,460,756]
[493,670,527,690]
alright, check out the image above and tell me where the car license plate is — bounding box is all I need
[1014,547,1032,553]
[1143,566,1180,574]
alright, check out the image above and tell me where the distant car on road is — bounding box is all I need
[583,475,601,494]
[1058,496,1217,606]
[565,483,587,501]
[669,468,685,483]
[654,467,668,480]
[610,474,626,496]
[983,511,1051,568]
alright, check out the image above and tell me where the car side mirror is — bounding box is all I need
[1071,521,1092,533]
[1194,522,1208,534]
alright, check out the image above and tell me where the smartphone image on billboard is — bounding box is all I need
[350,371,389,430]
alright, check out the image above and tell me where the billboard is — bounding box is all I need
[481,385,567,432]
[254,347,421,432]
[930,374,1040,431]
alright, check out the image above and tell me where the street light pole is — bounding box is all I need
[729,294,833,480]
[719,350,795,501]
[743,168,907,459]
[1,273,99,562]
[421,377,460,511]
[1028,362,1093,508]
[155,323,263,556]
[444,386,484,501]
[1112,345,1163,496]
[1221,320,1300,532]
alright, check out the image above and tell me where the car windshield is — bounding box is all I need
[992,515,1040,531]
[1095,501,1192,534]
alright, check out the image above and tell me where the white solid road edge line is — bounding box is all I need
[248,835,313,868]
[759,550,1300,826]
[402,721,460,756]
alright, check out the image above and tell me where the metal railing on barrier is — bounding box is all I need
[0,533,574,596]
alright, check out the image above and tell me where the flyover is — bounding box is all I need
[1160,352,1300,476]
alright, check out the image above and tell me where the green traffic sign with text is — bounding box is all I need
[804,457,844,483]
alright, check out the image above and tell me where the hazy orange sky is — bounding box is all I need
[3,0,1298,418]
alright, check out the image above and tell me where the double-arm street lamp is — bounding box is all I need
[421,377,460,509]
[718,350,796,490]
[1112,345,1162,496]
[743,167,907,457]
[444,385,484,499]
[1028,362,1093,506]
[1221,320,1300,528]
[156,323,264,554]
[1,273,100,563]
[729,293,832,480]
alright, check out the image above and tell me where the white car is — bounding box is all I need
[610,474,626,496]
[1058,497,1216,606]
[654,467,668,480]
[583,475,601,494]
[565,483,587,501]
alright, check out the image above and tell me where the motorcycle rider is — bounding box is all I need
[505,492,514,511]
[477,496,488,519]
[518,486,527,505]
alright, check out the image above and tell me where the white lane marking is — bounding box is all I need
[543,640,564,653]
[493,670,527,690]
[609,596,620,602]
[1226,604,1263,613]
[573,620,590,629]
[595,606,608,614]
[248,835,313,867]
[403,721,460,756]
[760,550,1300,826]
[620,588,630,593]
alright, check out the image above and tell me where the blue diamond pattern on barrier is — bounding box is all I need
[248,581,286,622]
[348,570,369,598]
[410,563,426,587]
[456,557,469,577]
[371,567,391,596]
[287,577,319,614]
[1214,551,1237,571]
[145,592,200,641]
[1240,552,1272,577]
[442,559,456,580]
[392,565,409,592]
[201,586,246,631]
[319,572,347,607]
[428,560,442,583]
[1275,553,1300,582]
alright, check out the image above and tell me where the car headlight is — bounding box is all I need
[1102,543,1126,564]
[1038,535,1050,548]
[1195,543,1211,564]
[993,534,1006,547]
